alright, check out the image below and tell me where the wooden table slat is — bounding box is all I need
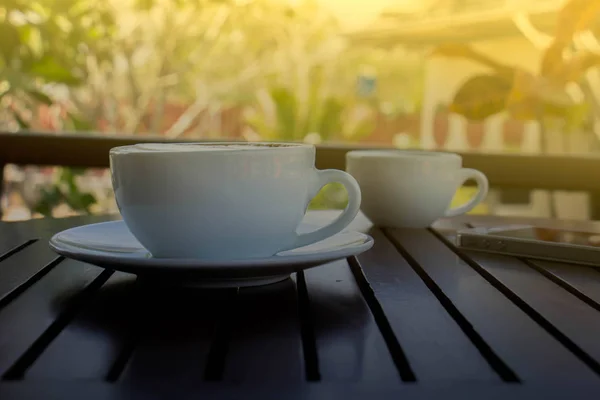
[0,241,62,307]
[300,260,402,383]
[390,227,600,382]
[528,260,600,308]
[354,228,498,381]
[0,259,105,376]
[463,218,600,311]
[0,240,36,263]
[25,272,137,379]
[121,284,233,383]
[2,211,600,398]
[222,278,304,382]
[453,246,600,376]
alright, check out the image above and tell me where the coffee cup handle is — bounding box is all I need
[291,169,362,249]
[445,168,489,217]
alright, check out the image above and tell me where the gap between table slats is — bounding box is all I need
[105,256,426,384]
[295,271,321,381]
[0,240,37,264]
[117,282,235,383]
[108,277,305,384]
[352,228,499,382]
[525,259,600,311]
[0,241,60,309]
[8,215,600,386]
[439,243,600,376]
[387,226,600,383]
[301,260,408,383]
[429,223,600,381]
[383,229,518,382]
[464,221,600,315]
[218,279,304,383]
[0,258,110,378]
[25,271,137,379]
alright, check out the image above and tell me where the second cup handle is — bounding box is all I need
[291,169,362,249]
[445,168,489,217]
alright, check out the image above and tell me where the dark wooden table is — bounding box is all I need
[1,211,600,399]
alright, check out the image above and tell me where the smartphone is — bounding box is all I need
[456,225,600,266]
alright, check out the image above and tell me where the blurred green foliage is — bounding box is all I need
[308,183,348,210]
[33,168,96,216]
[245,85,376,143]
[432,0,600,129]
[0,0,115,129]
[2,0,425,216]
[1,0,116,215]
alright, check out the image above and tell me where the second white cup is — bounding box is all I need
[346,150,488,228]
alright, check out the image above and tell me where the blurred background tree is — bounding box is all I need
[2,0,423,137]
[0,0,116,130]
[1,0,117,217]
[428,0,600,218]
[431,0,600,152]
[1,0,426,218]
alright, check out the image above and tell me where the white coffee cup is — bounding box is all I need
[346,150,488,228]
[110,142,361,260]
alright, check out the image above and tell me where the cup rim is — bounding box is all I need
[346,149,462,162]
[110,141,313,155]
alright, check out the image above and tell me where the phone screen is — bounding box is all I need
[487,227,600,247]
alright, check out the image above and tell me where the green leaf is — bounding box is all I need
[64,190,96,213]
[20,25,43,58]
[317,97,344,139]
[430,43,515,77]
[33,187,64,216]
[2,0,26,10]
[0,22,21,60]
[69,167,88,177]
[0,87,10,100]
[59,167,78,192]
[78,193,96,209]
[12,111,29,129]
[541,102,590,130]
[28,56,82,85]
[450,74,513,121]
[270,87,297,140]
[134,0,156,11]
[68,1,94,19]
[54,167,98,213]
[308,183,348,210]
[33,201,53,217]
[244,111,276,139]
[26,89,53,105]
[67,111,94,131]
[301,67,326,136]
[345,114,376,140]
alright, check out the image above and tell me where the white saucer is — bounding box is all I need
[49,220,374,288]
